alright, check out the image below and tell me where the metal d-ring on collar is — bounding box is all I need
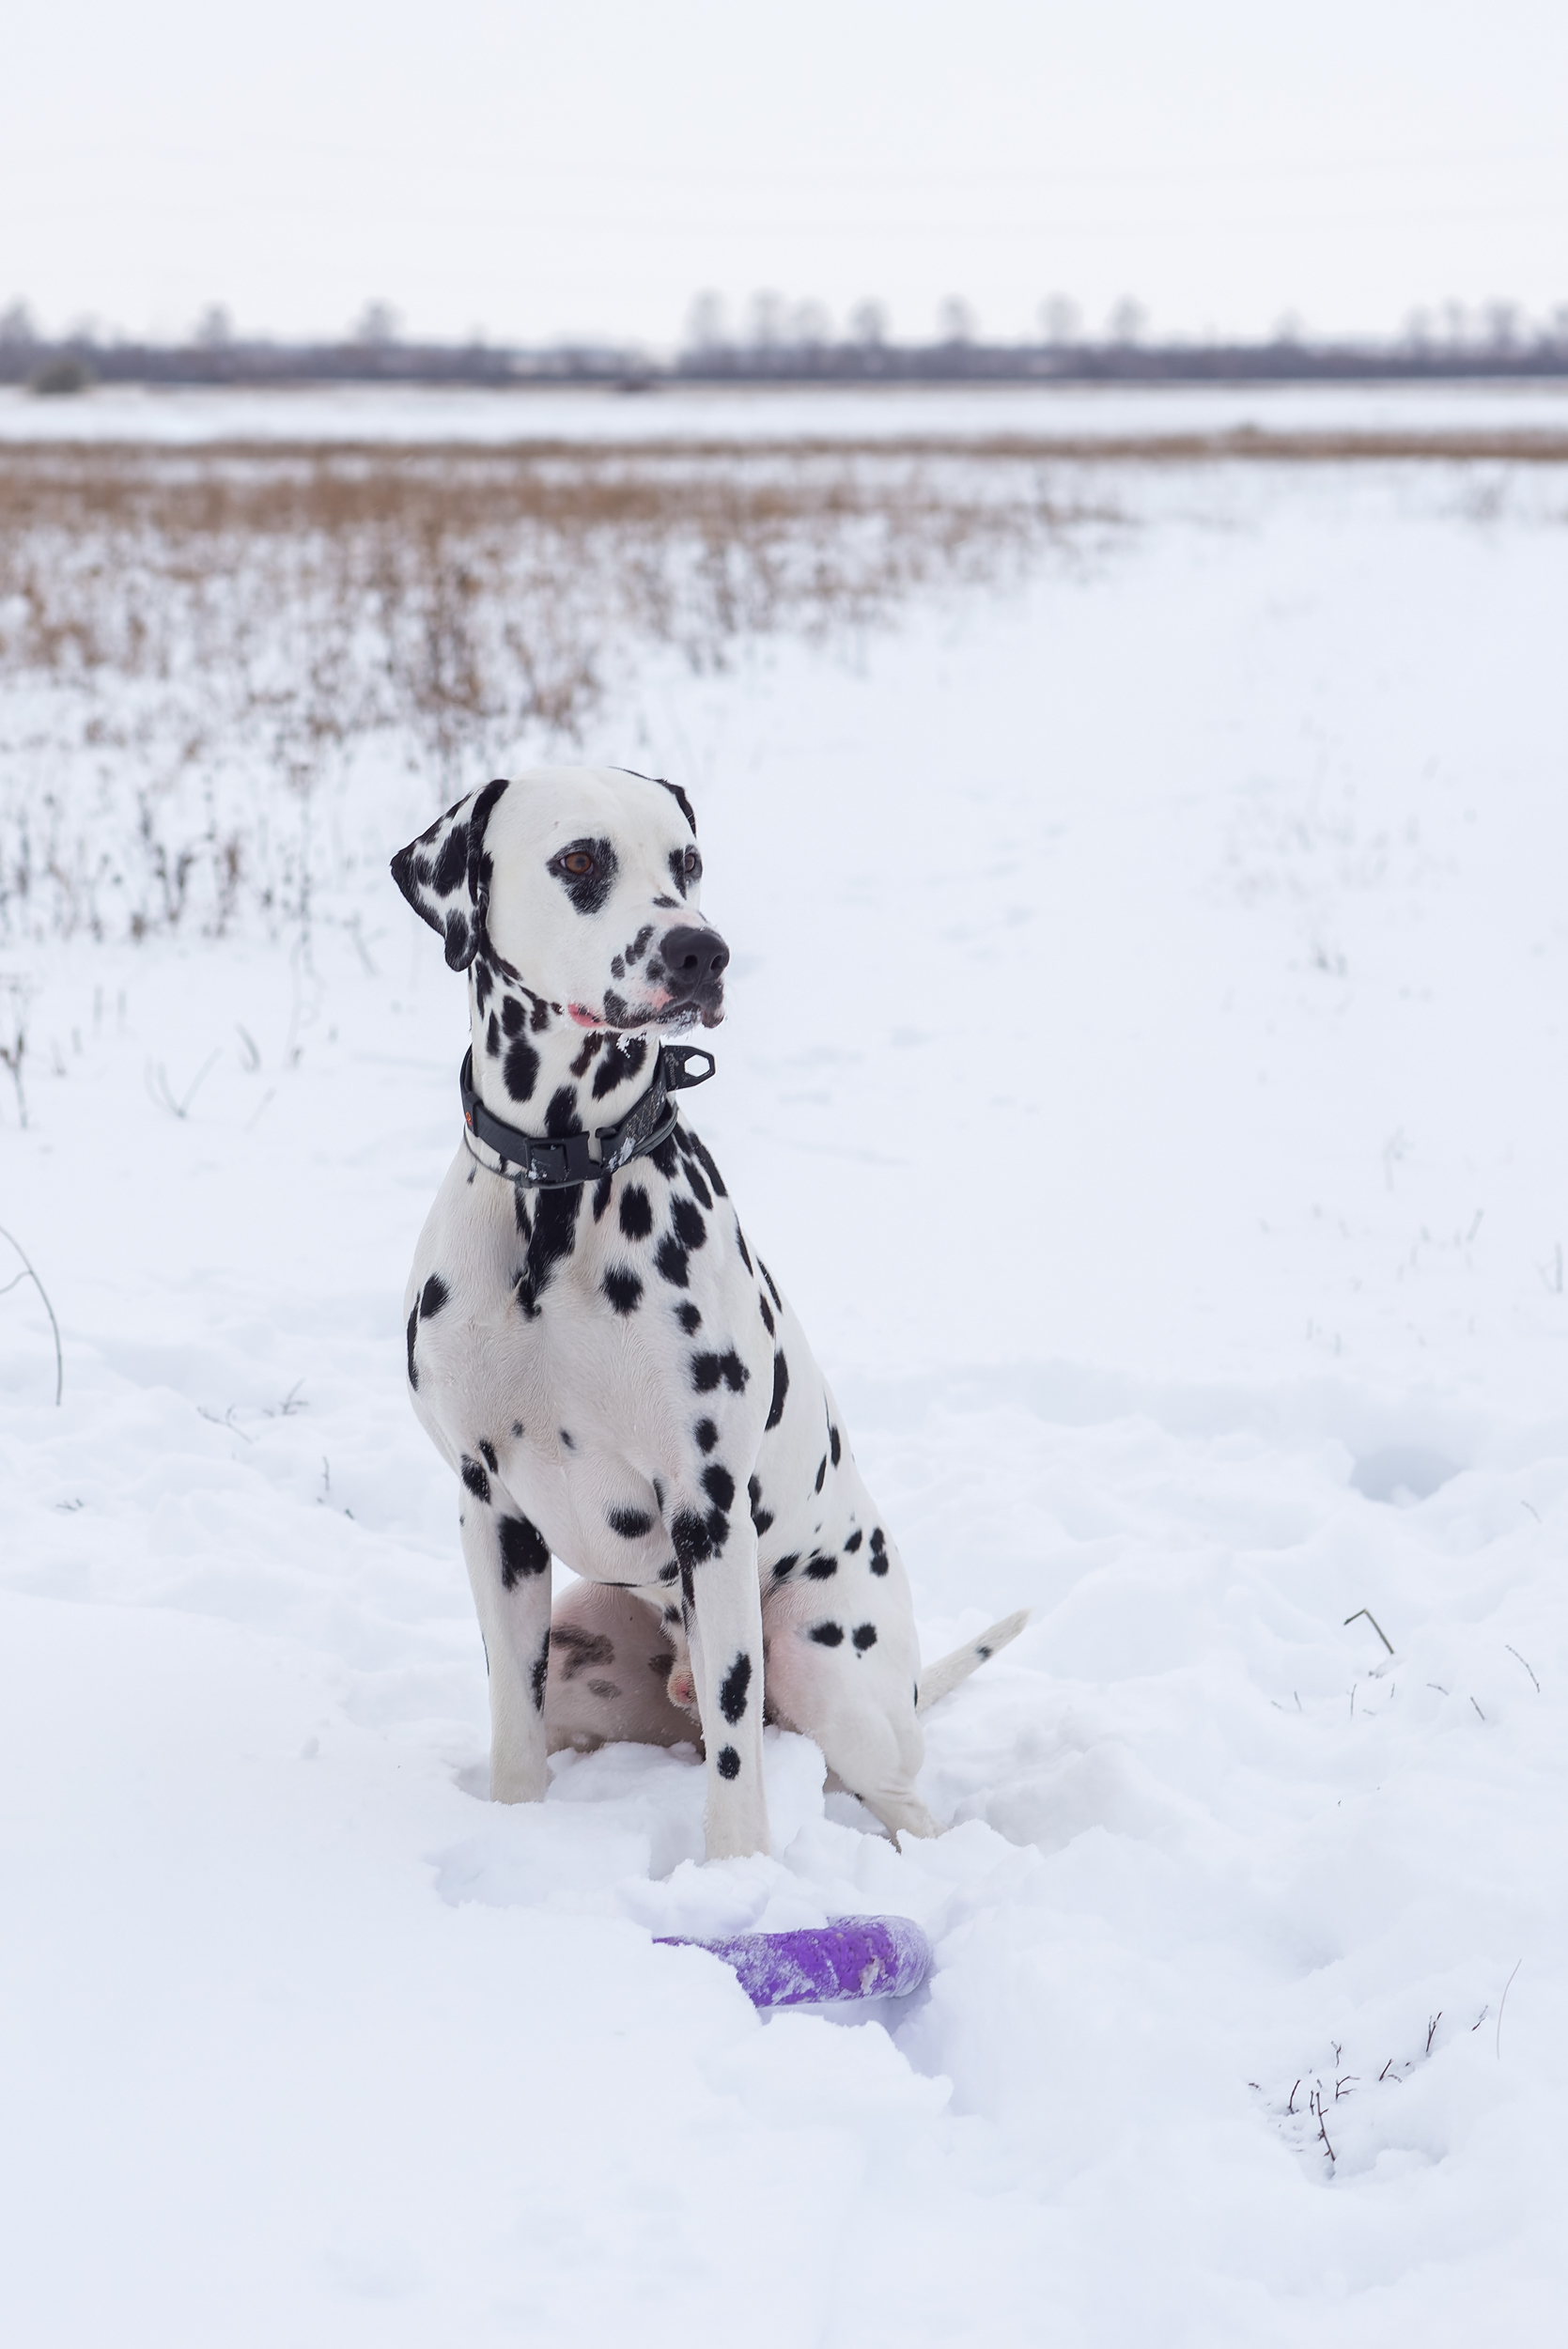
[458,1041,716,1190]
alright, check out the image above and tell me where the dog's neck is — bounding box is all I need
[466,946,665,1146]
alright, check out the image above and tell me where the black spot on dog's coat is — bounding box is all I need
[852,1623,878,1652]
[677,1302,703,1334]
[830,1425,842,1468]
[758,1295,775,1337]
[716,1745,741,1780]
[672,1199,706,1251]
[498,1517,550,1586]
[608,1505,655,1539]
[461,1455,491,1505]
[602,1268,644,1315]
[844,1529,862,1553]
[719,1653,752,1724]
[619,1185,654,1240]
[503,1037,539,1104]
[655,1237,690,1288]
[420,1273,449,1317]
[405,1304,419,1388]
[530,1629,551,1710]
[765,1351,789,1430]
[814,1455,827,1494]
[691,1349,748,1394]
[702,1465,736,1514]
[672,1510,714,1567]
[771,1554,800,1581]
[804,1553,837,1580]
[694,1417,719,1454]
[479,1439,498,1472]
[553,1626,613,1680]
[593,1034,647,1099]
[748,1475,773,1536]
[808,1622,845,1648]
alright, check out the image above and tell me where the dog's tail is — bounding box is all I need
[916,1608,1032,1715]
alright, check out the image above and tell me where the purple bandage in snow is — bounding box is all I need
[655,1913,932,2009]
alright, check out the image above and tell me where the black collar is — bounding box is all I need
[459,1040,715,1190]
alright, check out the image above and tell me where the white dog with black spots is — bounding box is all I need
[394,764,1024,1860]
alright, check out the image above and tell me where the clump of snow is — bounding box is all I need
[2,443,1565,2341]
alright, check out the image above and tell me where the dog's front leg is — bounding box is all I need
[670,1509,769,1860]
[458,1485,553,1803]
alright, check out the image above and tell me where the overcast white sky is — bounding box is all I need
[5,0,1565,348]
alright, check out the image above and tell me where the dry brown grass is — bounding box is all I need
[0,439,1106,941]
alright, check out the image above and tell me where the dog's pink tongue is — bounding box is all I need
[567,1004,601,1029]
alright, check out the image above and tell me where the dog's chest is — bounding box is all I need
[408,1133,783,1572]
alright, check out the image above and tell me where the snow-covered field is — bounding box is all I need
[2,436,1566,2343]
[6,374,1568,445]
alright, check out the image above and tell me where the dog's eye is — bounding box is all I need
[561,851,594,878]
[682,848,700,877]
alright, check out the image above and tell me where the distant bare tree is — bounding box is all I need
[685,291,728,352]
[194,303,233,349]
[848,299,888,347]
[938,296,975,346]
[0,301,38,348]
[791,300,831,350]
[1108,298,1147,345]
[353,300,401,347]
[748,291,787,350]
[1483,300,1520,350]
[1039,295,1079,347]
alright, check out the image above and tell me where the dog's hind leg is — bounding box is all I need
[458,1474,554,1803]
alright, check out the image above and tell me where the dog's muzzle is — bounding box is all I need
[660,924,730,1018]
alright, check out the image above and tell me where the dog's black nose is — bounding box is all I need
[660,924,730,1000]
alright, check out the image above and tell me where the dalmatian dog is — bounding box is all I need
[393,764,1025,1860]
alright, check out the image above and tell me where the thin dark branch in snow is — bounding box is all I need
[1470,1697,1486,1721]
[1425,2014,1442,2055]
[1520,1501,1542,1524]
[266,1379,308,1417]
[1504,1645,1541,1693]
[236,1024,261,1072]
[1287,2079,1299,2113]
[1428,1682,1450,1696]
[1344,1608,1394,1655]
[0,1222,63,1404]
[1497,1961,1523,2060]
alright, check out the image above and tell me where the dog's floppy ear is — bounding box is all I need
[619,767,697,838]
[390,778,509,970]
[656,777,698,837]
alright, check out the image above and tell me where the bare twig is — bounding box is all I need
[1425,2013,1441,2055]
[1470,1696,1486,1721]
[146,1048,222,1120]
[1505,1645,1541,1693]
[0,1222,63,1403]
[1497,1961,1522,2059]
[1344,1608,1394,1655]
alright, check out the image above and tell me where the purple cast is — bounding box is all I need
[656,1914,932,2009]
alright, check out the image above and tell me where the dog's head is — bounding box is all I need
[391,765,728,1032]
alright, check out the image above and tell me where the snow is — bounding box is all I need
[2,446,1566,2342]
[5,374,1568,445]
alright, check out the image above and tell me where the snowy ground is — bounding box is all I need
[2,445,1566,2343]
[6,374,1568,445]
